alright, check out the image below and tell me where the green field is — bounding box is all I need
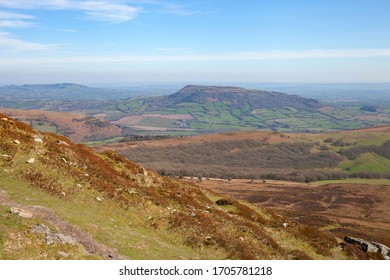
[310,178,390,186]
[338,152,390,173]
[132,105,390,136]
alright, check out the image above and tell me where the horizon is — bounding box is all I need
[1,1,390,84]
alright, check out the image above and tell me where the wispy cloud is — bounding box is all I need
[0,11,34,28]
[0,0,141,23]
[2,48,390,64]
[0,32,56,51]
[160,3,202,16]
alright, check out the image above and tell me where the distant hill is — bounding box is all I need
[164,85,320,111]
[0,83,142,101]
[1,84,389,135]
[107,85,343,134]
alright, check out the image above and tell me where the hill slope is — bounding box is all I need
[106,85,389,135]
[101,126,390,181]
[0,108,127,143]
[0,113,344,260]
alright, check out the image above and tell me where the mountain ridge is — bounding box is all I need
[163,84,320,111]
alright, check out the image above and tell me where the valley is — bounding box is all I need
[1,84,390,138]
[1,83,389,260]
[97,126,390,182]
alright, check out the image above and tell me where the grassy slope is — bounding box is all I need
[310,178,390,186]
[0,114,341,260]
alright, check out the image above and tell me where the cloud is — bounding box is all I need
[78,1,140,23]
[0,11,34,28]
[1,48,390,64]
[0,0,141,23]
[160,3,201,16]
[0,32,56,51]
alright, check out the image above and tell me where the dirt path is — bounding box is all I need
[0,190,127,260]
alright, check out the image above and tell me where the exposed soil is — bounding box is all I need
[0,190,126,259]
[193,178,390,247]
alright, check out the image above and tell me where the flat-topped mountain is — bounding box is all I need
[165,85,320,111]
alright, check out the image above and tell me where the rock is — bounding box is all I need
[61,158,68,163]
[13,140,20,145]
[10,207,33,218]
[32,224,76,245]
[76,183,82,188]
[2,154,12,159]
[95,196,103,202]
[33,135,43,143]
[372,242,390,260]
[215,199,233,206]
[1,117,8,121]
[344,236,378,253]
[26,158,35,164]
[58,251,69,258]
[344,236,390,259]
[57,140,70,146]
[282,222,288,228]
[204,235,213,244]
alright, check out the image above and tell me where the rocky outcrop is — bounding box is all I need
[10,207,33,218]
[32,224,76,245]
[344,236,390,260]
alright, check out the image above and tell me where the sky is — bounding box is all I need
[0,0,390,85]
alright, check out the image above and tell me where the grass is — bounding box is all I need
[0,169,218,260]
[310,178,390,186]
[338,152,390,173]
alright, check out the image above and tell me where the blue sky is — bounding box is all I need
[0,0,390,84]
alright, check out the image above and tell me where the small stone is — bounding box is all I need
[13,140,20,145]
[58,251,69,258]
[76,183,82,188]
[1,117,8,121]
[10,207,33,218]
[33,135,43,143]
[57,140,70,146]
[95,196,103,202]
[26,158,35,164]
[61,158,67,163]
[282,223,288,228]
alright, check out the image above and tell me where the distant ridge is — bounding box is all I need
[164,85,320,111]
